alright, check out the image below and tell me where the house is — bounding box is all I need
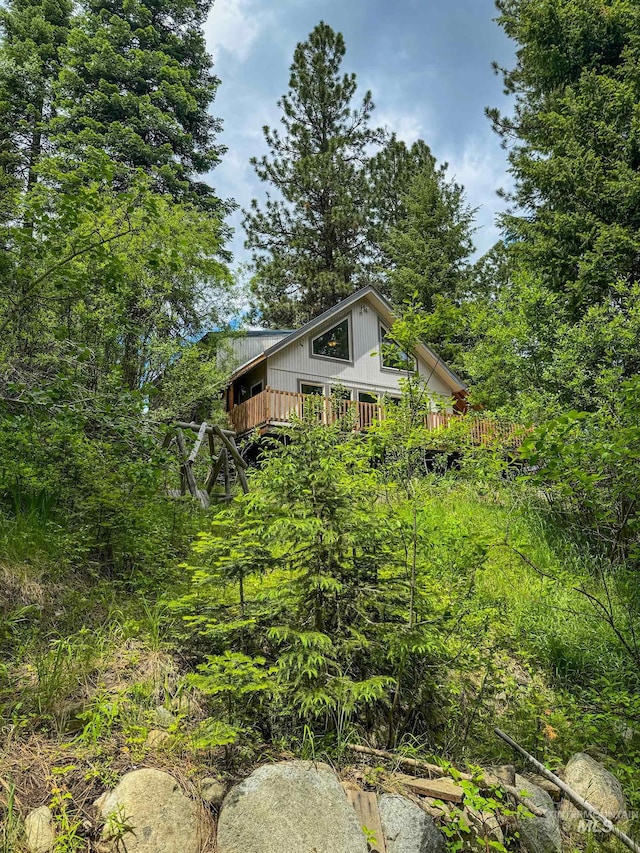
[225,286,468,437]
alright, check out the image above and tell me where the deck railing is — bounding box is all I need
[228,387,524,446]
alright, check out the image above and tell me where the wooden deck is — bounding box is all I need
[228,387,523,446]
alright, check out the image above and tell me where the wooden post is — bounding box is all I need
[204,449,226,495]
[212,424,248,470]
[188,421,208,463]
[265,386,271,423]
[175,429,199,498]
[223,447,231,501]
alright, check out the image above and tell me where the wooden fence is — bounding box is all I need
[228,387,524,447]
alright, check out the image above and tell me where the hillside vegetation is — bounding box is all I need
[2,0,640,850]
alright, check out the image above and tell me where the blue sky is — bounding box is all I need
[204,0,515,268]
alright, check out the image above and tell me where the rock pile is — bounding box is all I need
[21,751,631,853]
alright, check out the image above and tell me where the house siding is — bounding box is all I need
[266,303,453,405]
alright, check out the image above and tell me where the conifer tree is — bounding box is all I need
[385,163,475,311]
[367,134,437,277]
[470,0,640,411]
[0,0,71,201]
[53,0,225,211]
[489,0,640,320]
[245,21,383,328]
[381,160,475,366]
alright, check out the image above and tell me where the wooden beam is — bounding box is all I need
[188,421,208,463]
[212,424,248,469]
[223,446,231,501]
[175,429,199,498]
[205,449,226,495]
[174,420,236,437]
[345,790,386,853]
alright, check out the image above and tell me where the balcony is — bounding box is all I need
[227,387,523,447]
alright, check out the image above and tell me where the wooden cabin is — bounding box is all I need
[224,286,475,438]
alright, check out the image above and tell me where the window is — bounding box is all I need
[312,318,350,361]
[300,382,324,396]
[380,325,416,371]
[250,381,263,397]
[330,385,352,400]
[358,391,379,404]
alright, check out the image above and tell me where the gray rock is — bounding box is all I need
[216,760,368,853]
[145,728,170,749]
[153,706,175,729]
[199,777,226,806]
[558,753,628,833]
[25,806,55,853]
[378,794,446,853]
[95,768,207,853]
[515,774,562,853]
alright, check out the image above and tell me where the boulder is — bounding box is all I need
[95,768,206,853]
[515,774,561,853]
[153,706,175,729]
[216,760,368,853]
[481,764,516,788]
[558,753,628,833]
[25,806,55,853]
[378,794,446,853]
[145,729,170,749]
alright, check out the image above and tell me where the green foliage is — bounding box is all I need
[176,382,500,749]
[472,0,640,412]
[521,378,640,568]
[382,163,476,368]
[52,0,226,211]
[245,21,383,327]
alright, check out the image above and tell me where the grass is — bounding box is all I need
[2,480,640,848]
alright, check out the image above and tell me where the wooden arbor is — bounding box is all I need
[163,421,249,509]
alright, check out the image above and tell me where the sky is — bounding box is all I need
[204,0,516,269]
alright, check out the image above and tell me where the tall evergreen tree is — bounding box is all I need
[489,0,640,319]
[53,0,226,211]
[0,0,71,202]
[367,134,437,277]
[382,161,475,367]
[385,163,475,311]
[245,21,383,328]
[470,0,640,412]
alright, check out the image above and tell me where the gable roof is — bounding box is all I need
[227,285,467,393]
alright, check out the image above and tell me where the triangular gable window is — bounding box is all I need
[380,325,416,371]
[312,318,350,361]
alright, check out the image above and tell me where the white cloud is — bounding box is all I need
[440,132,512,256]
[205,0,264,62]
[376,109,424,145]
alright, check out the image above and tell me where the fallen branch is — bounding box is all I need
[495,727,640,853]
[346,743,456,779]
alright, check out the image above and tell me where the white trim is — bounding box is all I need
[299,380,325,395]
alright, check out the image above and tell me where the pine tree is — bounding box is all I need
[245,21,383,328]
[53,0,226,211]
[385,162,475,310]
[382,160,475,366]
[0,0,71,201]
[489,0,640,320]
[472,0,640,410]
[367,134,437,278]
